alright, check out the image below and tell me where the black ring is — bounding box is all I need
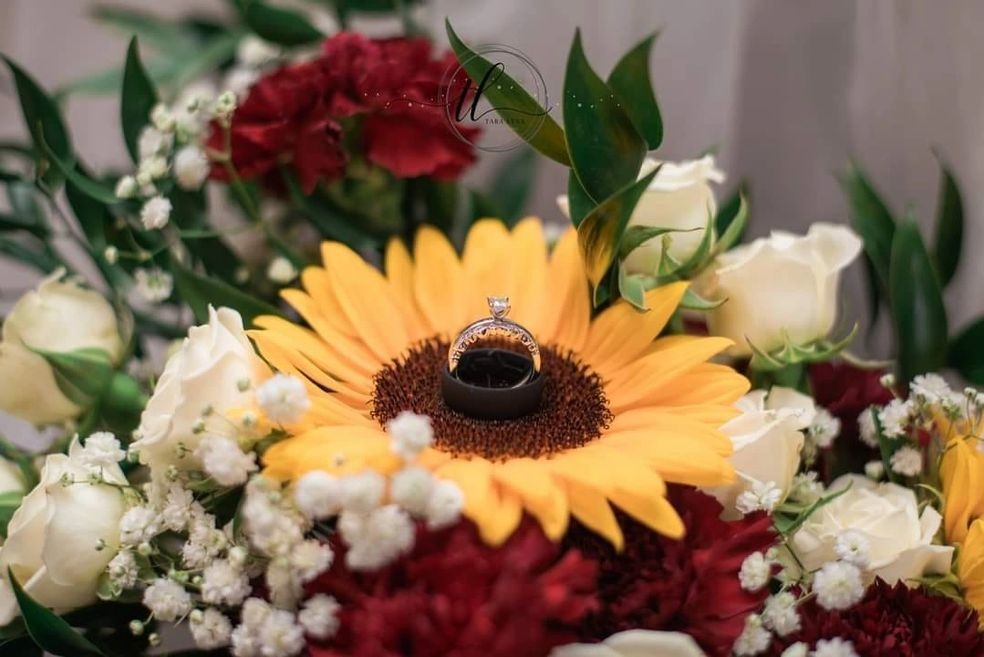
[441,348,545,420]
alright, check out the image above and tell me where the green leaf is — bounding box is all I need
[576,169,658,296]
[237,0,324,46]
[714,187,748,251]
[566,171,594,227]
[4,181,48,238]
[0,491,23,538]
[1,55,72,186]
[617,265,647,310]
[489,147,536,225]
[679,287,725,311]
[445,21,570,166]
[563,30,646,203]
[173,259,282,325]
[91,5,199,54]
[34,347,115,407]
[606,33,662,149]
[170,188,241,280]
[933,156,963,288]
[120,37,158,163]
[774,481,852,535]
[889,218,948,384]
[947,317,984,384]
[42,142,118,204]
[619,225,697,261]
[8,567,106,657]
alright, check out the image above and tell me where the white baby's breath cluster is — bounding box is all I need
[223,35,284,99]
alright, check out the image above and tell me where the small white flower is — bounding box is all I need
[120,505,160,546]
[257,607,304,657]
[79,432,126,469]
[809,408,841,449]
[813,637,859,657]
[390,466,435,516]
[293,470,343,520]
[340,470,386,514]
[174,145,210,190]
[150,103,175,132]
[834,529,871,569]
[257,374,310,424]
[290,539,334,582]
[736,480,783,514]
[857,408,879,448]
[196,435,257,487]
[864,459,885,481]
[911,373,952,403]
[781,643,808,657]
[266,256,298,284]
[344,504,415,571]
[386,411,434,461]
[878,399,913,438]
[889,445,923,477]
[237,35,281,68]
[143,578,192,622]
[107,550,139,589]
[298,594,341,640]
[425,480,463,530]
[202,558,251,606]
[763,591,800,636]
[191,607,232,650]
[115,175,137,199]
[880,373,896,389]
[139,154,170,181]
[214,90,238,120]
[162,485,195,532]
[812,561,864,610]
[104,245,119,264]
[182,508,226,569]
[138,126,173,160]
[134,267,173,303]
[789,471,825,505]
[140,195,172,230]
[733,613,772,656]
[739,551,772,592]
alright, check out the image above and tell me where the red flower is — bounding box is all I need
[306,518,597,657]
[321,33,478,180]
[208,60,346,193]
[567,487,777,657]
[809,361,893,446]
[767,580,984,656]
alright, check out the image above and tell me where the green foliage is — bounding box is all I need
[606,33,663,150]
[748,325,859,373]
[774,482,852,535]
[933,156,964,287]
[120,37,158,163]
[8,567,107,656]
[235,0,324,46]
[173,259,283,325]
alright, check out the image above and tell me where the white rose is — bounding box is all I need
[557,155,724,275]
[0,440,126,625]
[132,306,268,472]
[707,387,812,519]
[698,223,862,356]
[550,629,706,657]
[0,269,124,425]
[791,474,953,585]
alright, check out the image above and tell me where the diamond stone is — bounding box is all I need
[488,296,511,319]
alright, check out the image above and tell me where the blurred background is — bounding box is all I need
[1,0,981,354]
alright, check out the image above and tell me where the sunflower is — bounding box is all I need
[250,218,748,548]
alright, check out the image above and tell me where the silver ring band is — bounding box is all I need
[447,297,541,374]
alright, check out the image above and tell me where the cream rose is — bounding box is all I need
[0,440,126,625]
[791,474,953,585]
[550,630,706,657]
[557,155,724,275]
[706,387,811,518]
[132,306,269,472]
[0,269,124,425]
[698,223,862,356]
[0,458,25,496]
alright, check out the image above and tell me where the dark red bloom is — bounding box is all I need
[767,580,984,656]
[568,486,777,657]
[208,60,346,193]
[320,33,478,180]
[306,518,597,657]
[809,361,894,445]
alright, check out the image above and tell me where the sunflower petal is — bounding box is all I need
[540,228,590,350]
[599,430,735,486]
[507,219,549,335]
[566,481,624,551]
[463,219,512,317]
[262,426,399,479]
[494,458,569,541]
[385,238,428,341]
[608,488,685,539]
[414,226,470,336]
[300,266,357,337]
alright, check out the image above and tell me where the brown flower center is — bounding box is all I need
[370,338,612,461]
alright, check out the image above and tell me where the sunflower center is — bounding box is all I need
[370,338,613,461]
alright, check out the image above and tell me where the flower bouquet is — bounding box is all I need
[0,3,982,657]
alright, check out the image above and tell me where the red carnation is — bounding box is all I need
[809,361,893,445]
[567,487,777,657]
[306,517,597,657]
[208,60,346,193]
[321,33,478,180]
[767,579,984,656]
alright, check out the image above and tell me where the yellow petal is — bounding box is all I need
[608,406,734,454]
[250,333,370,407]
[539,228,590,350]
[494,458,569,541]
[642,363,750,407]
[598,430,734,486]
[583,281,689,376]
[262,426,399,479]
[566,481,624,550]
[507,219,549,336]
[437,457,494,524]
[300,266,357,337]
[384,238,428,341]
[608,488,684,539]
[479,484,524,547]
[414,226,470,336]
[942,438,984,543]
[321,242,411,364]
[463,219,512,317]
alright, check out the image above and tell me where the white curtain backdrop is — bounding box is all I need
[0,0,982,361]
